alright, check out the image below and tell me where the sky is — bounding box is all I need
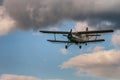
[0,0,120,80]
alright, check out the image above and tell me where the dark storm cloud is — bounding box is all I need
[0,0,3,5]
[2,0,120,30]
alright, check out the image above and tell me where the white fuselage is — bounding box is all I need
[69,34,88,43]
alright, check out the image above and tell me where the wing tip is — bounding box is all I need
[39,31,46,33]
[97,39,105,41]
[109,30,114,32]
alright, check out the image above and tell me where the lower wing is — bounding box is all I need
[47,40,70,43]
[47,39,105,43]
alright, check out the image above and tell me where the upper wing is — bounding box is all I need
[40,29,113,34]
[40,31,70,34]
[47,39,105,43]
[76,30,114,34]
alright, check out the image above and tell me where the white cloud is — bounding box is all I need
[73,22,95,32]
[112,30,120,47]
[0,74,40,80]
[61,49,120,78]
[0,74,63,80]
[0,7,16,36]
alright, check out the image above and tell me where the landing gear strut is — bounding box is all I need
[65,43,72,49]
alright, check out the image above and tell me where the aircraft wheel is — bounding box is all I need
[79,46,82,49]
[65,45,68,49]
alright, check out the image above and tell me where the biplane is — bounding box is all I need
[40,28,113,49]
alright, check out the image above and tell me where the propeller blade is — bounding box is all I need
[68,29,72,38]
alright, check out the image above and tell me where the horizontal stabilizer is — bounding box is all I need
[82,39,105,43]
[86,34,101,36]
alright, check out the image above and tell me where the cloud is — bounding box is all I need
[0,6,16,35]
[0,74,64,80]
[0,74,40,80]
[74,22,95,32]
[0,0,3,5]
[61,49,120,79]
[0,0,119,33]
[112,30,120,47]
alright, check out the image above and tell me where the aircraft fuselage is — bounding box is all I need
[68,34,86,44]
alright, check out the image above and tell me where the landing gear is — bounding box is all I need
[79,45,82,49]
[65,43,72,49]
[65,45,68,49]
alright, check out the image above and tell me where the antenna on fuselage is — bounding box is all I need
[86,27,88,31]
[86,27,89,45]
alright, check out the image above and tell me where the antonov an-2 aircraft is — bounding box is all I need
[40,28,113,49]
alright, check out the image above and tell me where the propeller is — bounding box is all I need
[68,29,72,39]
[63,29,72,39]
[64,29,72,49]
